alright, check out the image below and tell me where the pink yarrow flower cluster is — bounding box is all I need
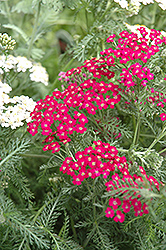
[27,74,122,152]
[104,28,162,64]
[103,28,166,119]
[28,62,122,151]
[57,75,121,114]
[63,27,166,121]
[59,141,161,223]
[27,96,88,153]
[60,140,127,185]
[105,165,160,222]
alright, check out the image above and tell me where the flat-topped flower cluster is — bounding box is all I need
[105,163,160,222]
[114,0,166,12]
[60,140,122,184]
[60,140,161,223]
[0,55,49,86]
[0,80,36,129]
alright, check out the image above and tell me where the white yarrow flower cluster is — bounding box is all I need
[0,80,36,129]
[0,55,49,86]
[16,56,33,72]
[29,63,49,86]
[114,0,166,12]
[0,55,17,73]
[114,0,128,8]
[155,0,166,10]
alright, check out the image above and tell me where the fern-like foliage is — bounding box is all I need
[0,137,34,202]
[0,137,33,201]
[0,190,50,249]
[92,228,119,250]
[32,189,83,250]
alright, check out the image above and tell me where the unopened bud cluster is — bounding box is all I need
[0,33,16,52]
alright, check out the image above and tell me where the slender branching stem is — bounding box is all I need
[146,127,166,153]
[27,0,41,59]
[132,113,141,145]
[5,0,13,24]
[0,145,21,167]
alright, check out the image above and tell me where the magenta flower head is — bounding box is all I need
[109,197,121,209]
[113,210,125,223]
[160,113,166,121]
[105,207,114,218]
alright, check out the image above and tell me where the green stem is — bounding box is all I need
[21,153,51,158]
[151,1,157,29]
[27,0,41,59]
[82,224,97,248]
[57,151,65,161]
[132,114,140,145]
[140,134,156,138]
[159,147,166,155]
[132,114,136,133]
[84,179,92,195]
[33,192,62,223]
[0,146,21,167]
[69,216,78,240]
[101,39,105,51]
[59,144,71,160]
[82,180,97,248]
[118,148,128,153]
[115,103,121,115]
[5,0,13,24]
[85,9,89,33]
[98,0,112,22]
[92,180,96,220]
[146,127,166,153]
[43,227,60,250]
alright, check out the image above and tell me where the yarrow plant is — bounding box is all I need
[2,0,166,248]
[27,25,166,224]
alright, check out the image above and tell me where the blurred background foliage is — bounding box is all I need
[1,0,166,92]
